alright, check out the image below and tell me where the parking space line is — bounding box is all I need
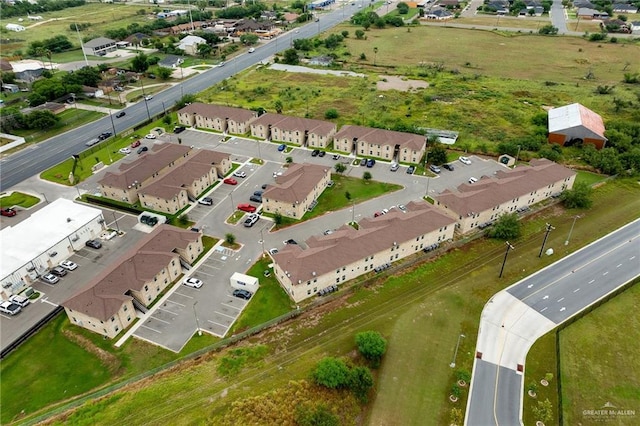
[157,307,179,315]
[150,316,170,324]
[165,299,186,307]
[214,310,236,319]
[196,271,219,278]
[207,319,227,328]
[139,324,162,334]
[171,292,194,299]
[221,302,242,311]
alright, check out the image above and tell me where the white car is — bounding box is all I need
[468,177,478,184]
[233,171,247,178]
[119,147,131,155]
[198,197,213,206]
[268,248,279,255]
[144,95,153,101]
[41,273,60,284]
[248,47,255,53]
[183,277,203,289]
[0,301,21,316]
[59,260,78,271]
[9,294,30,307]
[459,156,472,165]
[145,134,157,139]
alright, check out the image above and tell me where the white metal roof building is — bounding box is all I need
[0,199,105,297]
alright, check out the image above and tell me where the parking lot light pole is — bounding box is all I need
[565,215,580,246]
[193,301,202,336]
[229,190,235,215]
[539,223,555,257]
[112,211,120,233]
[109,110,117,138]
[499,241,515,278]
[450,334,465,368]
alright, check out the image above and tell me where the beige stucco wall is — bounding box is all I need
[65,299,135,339]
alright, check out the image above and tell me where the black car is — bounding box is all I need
[249,195,262,203]
[443,163,454,171]
[366,159,376,168]
[233,289,252,300]
[311,149,320,157]
[261,183,268,190]
[115,111,126,118]
[174,126,186,134]
[284,239,297,245]
[318,151,326,157]
[332,154,340,160]
[98,132,112,141]
[85,239,102,249]
[406,166,415,174]
[137,146,148,154]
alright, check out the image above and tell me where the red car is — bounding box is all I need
[131,140,141,148]
[1,208,17,217]
[237,203,256,213]
[224,178,238,185]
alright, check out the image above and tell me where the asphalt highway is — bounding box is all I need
[466,218,640,425]
[0,2,362,192]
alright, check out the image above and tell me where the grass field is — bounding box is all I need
[9,177,638,425]
[10,109,104,146]
[0,191,40,208]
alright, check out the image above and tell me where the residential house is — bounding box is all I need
[309,0,336,9]
[169,21,206,34]
[333,125,426,164]
[433,159,576,234]
[282,12,301,23]
[577,7,609,19]
[612,3,638,13]
[177,35,206,55]
[425,8,454,19]
[437,0,460,7]
[9,60,44,82]
[125,32,151,46]
[573,0,595,7]
[262,163,332,219]
[62,225,203,338]
[250,113,337,148]
[82,37,117,56]
[631,20,640,31]
[233,19,274,36]
[177,102,258,134]
[82,86,104,98]
[548,103,607,149]
[601,18,632,32]
[158,55,184,68]
[271,201,456,302]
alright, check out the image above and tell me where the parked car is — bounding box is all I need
[429,164,441,174]
[374,211,383,217]
[318,151,326,157]
[115,111,126,118]
[9,294,30,307]
[1,208,17,217]
[244,213,259,227]
[224,177,238,185]
[398,204,407,212]
[443,163,454,171]
[144,95,153,101]
[198,197,213,206]
[85,239,102,249]
[311,149,320,157]
[332,154,340,160]
[173,126,186,134]
[131,140,141,148]
[237,203,256,213]
[468,177,478,184]
[233,289,252,300]
[406,166,415,174]
[183,277,203,289]
[323,229,334,235]
[284,239,297,245]
[254,190,264,196]
[366,159,376,168]
[268,248,279,255]
[390,163,399,172]
[144,133,156,139]
[249,195,262,203]
[119,147,131,155]
[137,146,148,154]
[459,156,472,165]
[233,170,247,178]
[278,144,286,152]
[59,260,78,270]
[50,266,68,277]
[248,47,255,53]
[41,273,60,284]
[360,158,367,166]
[147,73,156,79]
[0,301,21,316]
[261,183,268,189]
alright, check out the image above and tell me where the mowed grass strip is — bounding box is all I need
[0,191,40,208]
[21,178,640,425]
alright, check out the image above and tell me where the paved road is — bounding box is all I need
[550,0,568,34]
[0,3,362,192]
[465,218,640,425]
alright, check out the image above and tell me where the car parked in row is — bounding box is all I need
[85,239,102,249]
[237,203,256,213]
[243,213,259,227]
[0,301,21,316]
[429,164,441,174]
[50,266,67,277]
[233,170,246,178]
[390,163,399,172]
[443,163,455,171]
[233,289,252,300]
[59,260,78,270]
[137,146,148,154]
[41,273,60,285]
[198,197,213,206]
[131,140,141,148]
[119,147,131,155]
[183,277,203,289]
[9,294,30,307]
[249,194,262,203]
[468,177,478,184]
[366,159,376,168]
[459,156,472,165]
[406,166,415,174]
[174,126,186,134]
[278,144,286,152]
[224,177,238,185]
[1,208,17,217]
[311,149,320,157]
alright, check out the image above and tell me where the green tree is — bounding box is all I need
[335,163,347,173]
[240,33,259,45]
[27,92,47,107]
[561,181,593,209]
[324,108,338,119]
[363,171,372,181]
[349,366,374,402]
[274,99,283,114]
[163,115,172,125]
[197,43,213,58]
[312,357,351,389]
[283,48,299,65]
[341,30,349,38]
[175,94,197,109]
[355,331,387,367]
[345,190,352,201]
[355,29,365,39]
[397,2,409,14]
[24,110,59,130]
[539,24,558,35]
[274,212,283,225]
[131,53,149,73]
[428,144,448,165]
[488,213,521,240]
[295,404,340,426]
[178,214,189,225]
[225,233,236,245]
[156,66,172,80]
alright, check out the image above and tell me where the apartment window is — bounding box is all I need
[123,305,128,312]
[364,266,368,271]
[111,317,115,322]
[127,316,131,322]
[115,326,119,333]
[342,275,346,281]
[336,278,340,283]
[144,285,149,291]
[307,289,311,295]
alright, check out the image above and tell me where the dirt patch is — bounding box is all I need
[377,75,428,92]
[62,329,121,374]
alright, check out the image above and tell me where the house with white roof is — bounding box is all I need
[177,35,206,55]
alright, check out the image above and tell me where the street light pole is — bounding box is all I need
[450,334,465,368]
[499,241,515,278]
[565,215,581,246]
[229,190,235,215]
[539,223,555,257]
[112,211,120,233]
[425,177,430,198]
[259,228,266,256]
[109,110,117,137]
[193,301,202,336]
[143,97,151,123]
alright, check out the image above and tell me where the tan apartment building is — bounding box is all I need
[433,159,576,234]
[177,103,258,135]
[249,113,337,148]
[62,225,203,338]
[333,125,426,164]
[262,163,331,219]
[271,201,456,302]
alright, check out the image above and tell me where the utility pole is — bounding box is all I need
[499,241,515,278]
[539,223,555,257]
[565,215,581,246]
[450,334,465,368]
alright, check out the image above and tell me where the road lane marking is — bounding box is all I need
[140,324,162,334]
[589,279,595,284]
[617,263,622,268]
[222,302,242,311]
[214,311,236,319]
[172,292,194,300]
[631,256,636,260]
[543,295,549,299]
[540,307,548,312]
[557,297,564,302]
[603,271,609,276]
[560,307,566,311]
[573,288,580,293]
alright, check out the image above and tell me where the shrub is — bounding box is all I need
[324,108,339,119]
[312,357,351,389]
[355,331,387,368]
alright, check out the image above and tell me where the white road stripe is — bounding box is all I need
[139,324,162,334]
[214,311,236,319]
[207,319,227,327]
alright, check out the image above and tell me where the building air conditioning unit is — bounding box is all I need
[48,251,57,257]
[26,266,35,272]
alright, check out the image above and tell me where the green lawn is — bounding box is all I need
[10,178,639,425]
[10,109,104,146]
[0,191,41,208]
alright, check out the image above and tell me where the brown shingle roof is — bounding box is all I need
[139,161,213,199]
[434,159,575,216]
[334,125,426,152]
[272,201,455,284]
[99,144,192,190]
[178,102,257,124]
[264,163,329,203]
[189,148,230,166]
[62,225,199,321]
[252,113,336,137]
